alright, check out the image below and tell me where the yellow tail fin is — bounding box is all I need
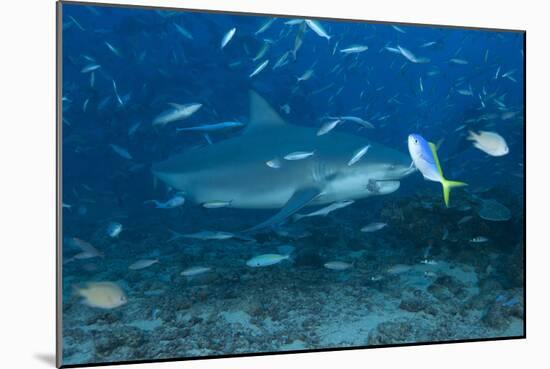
[441,179,467,207]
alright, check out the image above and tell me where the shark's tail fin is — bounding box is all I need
[441,179,467,208]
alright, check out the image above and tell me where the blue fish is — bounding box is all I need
[408,134,467,207]
[502,297,519,307]
[176,121,244,132]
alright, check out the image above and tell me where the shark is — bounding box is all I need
[152,91,415,232]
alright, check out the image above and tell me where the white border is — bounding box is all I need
[1,1,546,369]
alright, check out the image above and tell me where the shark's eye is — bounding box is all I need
[414,139,419,144]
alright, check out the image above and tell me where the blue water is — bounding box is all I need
[60,3,525,366]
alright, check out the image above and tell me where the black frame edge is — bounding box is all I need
[56,1,64,367]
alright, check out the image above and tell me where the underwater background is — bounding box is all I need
[60,2,525,366]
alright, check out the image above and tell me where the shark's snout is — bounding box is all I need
[373,155,416,181]
[391,162,417,179]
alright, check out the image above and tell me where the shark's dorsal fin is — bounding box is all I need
[247,91,286,131]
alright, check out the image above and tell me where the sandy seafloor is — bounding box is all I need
[61,190,524,365]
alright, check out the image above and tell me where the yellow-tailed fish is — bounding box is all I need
[408,134,466,207]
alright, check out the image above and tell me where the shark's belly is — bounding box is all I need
[192,185,295,208]
[188,167,303,209]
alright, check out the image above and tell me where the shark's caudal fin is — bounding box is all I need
[428,142,467,208]
[244,187,321,233]
[246,91,287,133]
[441,179,467,208]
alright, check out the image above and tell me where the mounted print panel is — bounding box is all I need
[57,1,525,367]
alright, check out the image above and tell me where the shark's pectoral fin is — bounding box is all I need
[243,187,322,233]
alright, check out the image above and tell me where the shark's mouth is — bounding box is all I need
[366,180,401,194]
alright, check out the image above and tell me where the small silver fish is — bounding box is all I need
[273,51,290,70]
[297,69,314,82]
[70,237,103,260]
[153,103,202,126]
[449,58,468,65]
[361,222,387,232]
[470,236,489,243]
[81,64,101,73]
[109,144,132,160]
[221,27,236,49]
[107,222,122,238]
[128,122,141,136]
[181,266,211,277]
[266,158,282,168]
[174,23,193,40]
[386,264,411,275]
[182,231,235,240]
[145,194,185,209]
[294,200,354,221]
[347,145,371,166]
[420,259,438,265]
[112,79,124,106]
[495,66,501,79]
[328,116,374,129]
[246,254,290,267]
[392,25,406,33]
[285,19,304,25]
[280,104,291,114]
[176,121,243,133]
[339,45,368,54]
[421,41,437,47]
[202,201,232,209]
[129,259,159,270]
[284,151,315,160]
[255,18,276,35]
[324,261,353,270]
[292,22,307,59]
[305,19,331,40]
[317,119,341,136]
[69,15,85,31]
[104,41,122,57]
[253,42,270,62]
[397,45,430,64]
[249,59,269,78]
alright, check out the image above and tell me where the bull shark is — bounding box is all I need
[153,91,414,232]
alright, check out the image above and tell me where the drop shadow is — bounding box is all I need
[34,353,56,366]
